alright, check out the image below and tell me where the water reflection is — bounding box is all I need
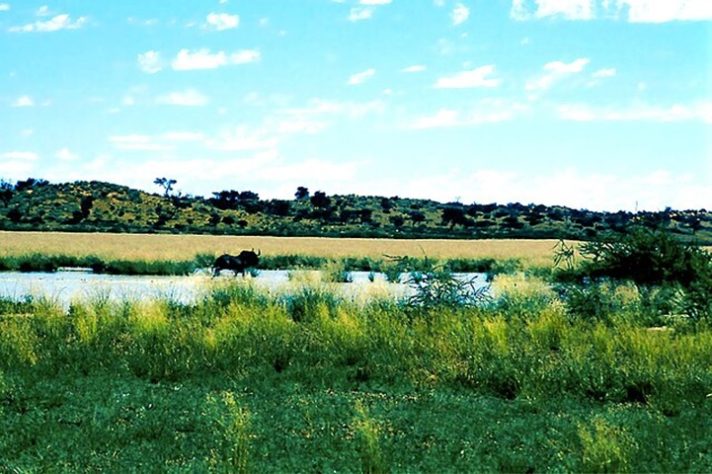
[0,269,489,306]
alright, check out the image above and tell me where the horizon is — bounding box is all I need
[1,1,710,212]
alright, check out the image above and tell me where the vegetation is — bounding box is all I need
[0,272,710,471]
[1,178,710,243]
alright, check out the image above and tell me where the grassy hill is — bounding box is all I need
[1,178,710,244]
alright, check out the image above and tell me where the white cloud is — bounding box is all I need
[230,49,261,64]
[56,148,79,161]
[557,102,712,123]
[592,67,616,78]
[451,3,470,25]
[0,151,37,178]
[347,68,376,85]
[36,5,50,16]
[138,50,162,74]
[360,0,391,4]
[526,58,589,91]
[0,3,9,12]
[402,65,426,73]
[511,0,712,22]
[160,131,206,142]
[1,151,38,161]
[349,7,373,21]
[205,12,239,30]
[109,135,173,152]
[172,49,227,70]
[434,65,500,88]
[156,89,209,106]
[11,96,34,107]
[409,100,527,129]
[171,49,260,70]
[206,127,278,152]
[9,14,87,33]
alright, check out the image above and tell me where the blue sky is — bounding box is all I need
[0,0,710,211]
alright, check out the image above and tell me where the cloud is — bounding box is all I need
[156,89,209,106]
[109,135,174,152]
[205,12,239,30]
[206,127,278,152]
[592,67,616,78]
[36,5,50,16]
[349,7,373,21]
[360,0,391,4]
[230,50,261,64]
[137,51,162,74]
[451,3,470,25]
[402,65,426,73]
[171,48,260,70]
[0,3,9,12]
[9,14,87,33]
[612,0,712,22]
[557,102,712,123]
[526,58,589,91]
[409,100,527,128]
[512,0,712,22]
[0,151,37,178]
[56,148,79,161]
[11,96,34,107]
[1,151,38,161]
[347,68,376,85]
[434,65,500,88]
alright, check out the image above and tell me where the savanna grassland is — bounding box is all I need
[1,217,711,471]
[0,230,564,266]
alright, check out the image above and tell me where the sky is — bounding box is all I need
[0,0,710,211]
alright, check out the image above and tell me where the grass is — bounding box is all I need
[0,230,570,267]
[0,277,710,471]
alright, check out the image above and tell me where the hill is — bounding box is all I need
[0,178,710,244]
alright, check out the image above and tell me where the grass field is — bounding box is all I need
[1,277,710,472]
[0,231,568,267]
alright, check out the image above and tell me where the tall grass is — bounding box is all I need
[1,278,709,409]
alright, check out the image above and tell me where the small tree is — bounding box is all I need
[154,177,177,197]
[295,186,309,201]
[310,191,331,209]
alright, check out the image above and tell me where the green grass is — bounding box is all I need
[0,278,710,471]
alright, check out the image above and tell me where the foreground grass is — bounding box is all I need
[3,373,710,473]
[0,231,567,267]
[1,279,710,471]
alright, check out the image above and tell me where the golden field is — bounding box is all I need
[0,231,574,266]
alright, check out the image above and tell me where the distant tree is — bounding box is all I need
[359,209,373,224]
[154,177,177,197]
[441,207,466,228]
[380,197,393,213]
[310,191,331,208]
[239,190,259,201]
[15,178,48,191]
[408,210,426,226]
[7,207,22,223]
[389,215,405,228]
[268,200,292,217]
[295,186,310,201]
[0,180,14,206]
[80,196,94,219]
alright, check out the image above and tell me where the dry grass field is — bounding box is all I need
[0,231,573,266]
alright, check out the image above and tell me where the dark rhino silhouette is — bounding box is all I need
[212,249,261,277]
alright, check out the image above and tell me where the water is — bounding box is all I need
[0,269,489,306]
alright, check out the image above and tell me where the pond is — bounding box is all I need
[0,269,490,307]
